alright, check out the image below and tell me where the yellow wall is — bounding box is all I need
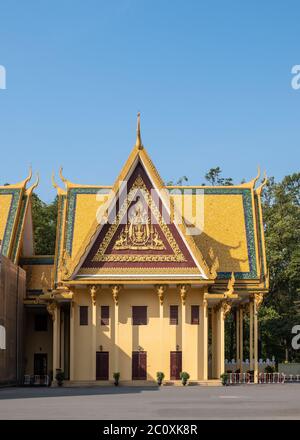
[24,309,53,376]
[71,287,207,382]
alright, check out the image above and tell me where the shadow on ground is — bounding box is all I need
[0,386,160,400]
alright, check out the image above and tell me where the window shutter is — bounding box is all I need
[170,305,178,325]
[191,305,200,325]
[132,306,147,325]
[101,306,109,325]
[79,306,88,326]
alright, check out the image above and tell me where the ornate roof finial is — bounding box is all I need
[135,112,143,150]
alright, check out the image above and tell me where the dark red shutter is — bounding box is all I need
[132,306,147,325]
[96,352,109,380]
[170,351,182,380]
[132,351,147,380]
[101,306,109,325]
[170,305,178,325]
[79,306,88,325]
[191,305,200,325]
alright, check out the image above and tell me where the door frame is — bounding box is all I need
[170,351,182,380]
[96,351,109,380]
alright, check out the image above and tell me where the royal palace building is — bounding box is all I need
[0,115,268,385]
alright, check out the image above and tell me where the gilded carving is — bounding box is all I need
[156,285,166,305]
[91,176,186,263]
[221,301,232,319]
[179,284,189,305]
[112,285,121,305]
[90,285,98,306]
[254,292,264,311]
[47,302,57,321]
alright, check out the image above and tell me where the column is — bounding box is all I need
[216,305,224,377]
[211,308,217,378]
[70,301,75,381]
[90,285,98,380]
[180,285,188,372]
[249,301,254,370]
[239,306,244,372]
[216,301,231,378]
[200,298,208,380]
[236,308,240,365]
[47,302,60,379]
[157,285,166,371]
[253,293,263,383]
[112,285,121,374]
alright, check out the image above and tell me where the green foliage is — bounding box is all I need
[156,371,165,385]
[260,173,300,362]
[113,372,120,385]
[55,370,64,386]
[204,167,233,186]
[220,373,229,385]
[166,176,188,186]
[31,193,58,255]
[180,371,190,385]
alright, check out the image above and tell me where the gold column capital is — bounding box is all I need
[251,292,264,311]
[112,285,122,305]
[90,285,98,306]
[221,300,232,319]
[178,284,189,305]
[156,285,166,305]
[47,302,57,321]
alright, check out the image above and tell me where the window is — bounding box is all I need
[191,305,200,325]
[34,314,48,331]
[101,306,109,325]
[132,306,147,325]
[80,306,88,325]
[170,305,178,325]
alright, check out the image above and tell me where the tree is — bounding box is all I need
[204,167,233,186]
[31,193,58,255]
[166,176,188,186]
[259,173,300,361]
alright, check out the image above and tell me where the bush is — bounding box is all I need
[113,372,120,386]
[156,372,165,386]
[55,370,64,386]
[265,365,275,373]
[180,372,190,385]
[220,373,228,386]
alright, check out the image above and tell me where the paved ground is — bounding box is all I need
[0,384,300,419]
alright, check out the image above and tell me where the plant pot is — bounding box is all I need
[114,381,119,386]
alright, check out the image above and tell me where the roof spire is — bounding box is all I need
[135,112,143,150]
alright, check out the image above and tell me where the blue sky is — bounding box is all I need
[0,0,299,201]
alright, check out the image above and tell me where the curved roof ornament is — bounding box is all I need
[59,166,69,188]
[26,173,39,195]
[14,165,33,188]
[52,170,66,195]
[255,170,268,195]
[241,166,260,188]
[135,112,143,150]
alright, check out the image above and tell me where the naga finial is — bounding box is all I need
[135,112,143,150]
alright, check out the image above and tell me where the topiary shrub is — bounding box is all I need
[180,371,190,386]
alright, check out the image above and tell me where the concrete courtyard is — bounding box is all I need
[0,384,300,420]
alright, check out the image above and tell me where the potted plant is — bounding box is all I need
[113,372,120,386]
[156,372,165,386]
[220,373,229,386]
[180,371,190,386]
[265,365,275,373]
[55,369,64,387]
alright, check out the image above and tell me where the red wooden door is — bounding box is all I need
[170,351,182,380]
[132,351,147,380]
[96,352,109,380]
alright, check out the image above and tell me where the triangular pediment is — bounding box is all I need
[68,146,211,280]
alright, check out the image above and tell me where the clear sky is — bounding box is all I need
[0,0,299,201]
